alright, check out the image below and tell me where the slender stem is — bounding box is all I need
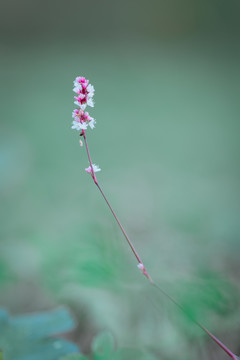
[96,183,142,264]
[81,130,98,184]
[152,282,238,360]
[81,130,152,281]
[199,325,238,360]
[81,130,238,360]
[96,182,153,283]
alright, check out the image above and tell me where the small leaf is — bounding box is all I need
[92,332,115,360]
[0,307,79,360]
[10,307,76,339]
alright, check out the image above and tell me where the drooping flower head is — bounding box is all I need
[73,76,95,110]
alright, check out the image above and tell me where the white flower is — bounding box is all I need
[87,84,95,97]
[79,103,87,110]
[87,97,94,107]
[71,76,96,131]
[73,84,82,93]
[74,101,87,110]
[89,118,96,129]
[85,164,101,173]
[71,120,88,131]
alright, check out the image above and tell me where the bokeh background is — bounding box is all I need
[0,0,240,359]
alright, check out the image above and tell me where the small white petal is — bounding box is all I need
[73,82,82,90]
[81,123,88,130]
[87,98,94,107]
[71,121,87,130]
[87,84,95,96]
[93,164,101,172]
[85,164,101,173]
[89,118,96,129]
[79,103,87,110]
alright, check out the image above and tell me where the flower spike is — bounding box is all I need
[73,76,95,110]
[71,75,239,360]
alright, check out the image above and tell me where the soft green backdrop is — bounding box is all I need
[0,1,240,359]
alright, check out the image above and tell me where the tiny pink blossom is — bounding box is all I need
[72,109,96,128]
[137,263,144,270]
[74,76,89,89]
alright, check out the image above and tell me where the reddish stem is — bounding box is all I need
[152,282,238,360]
[199,325,238,360]
[81,130,238,360]
[81,130,152,281]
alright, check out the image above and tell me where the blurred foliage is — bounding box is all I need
[1,0,240,359]
[91,331,115,359]
[0,261,15,288]
[0,307,79,359]
[40,225,132,292]
[176,271,239,319]
[61,356,87,360]
[61,331,159,360]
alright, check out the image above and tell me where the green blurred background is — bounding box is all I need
[0,0,240,359]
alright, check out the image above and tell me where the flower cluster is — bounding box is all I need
[72,76,96,131]
[72,75,101,175]
[72,109,95,130]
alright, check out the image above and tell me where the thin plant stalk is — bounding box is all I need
[81,129,238,360]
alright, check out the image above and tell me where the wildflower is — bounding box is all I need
[74,76,89,90]
[71,109,96,131]
[71,120,88,131]
[73,76,95,110]
[85,164,101,174]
